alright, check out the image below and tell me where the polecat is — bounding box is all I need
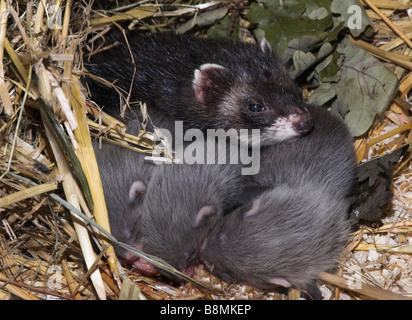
[200,185,350,299]
[93,138,156,262]
[127,162,245,280]
[85,31,313,145]
[94,134,247,277]
[199,105,357,298]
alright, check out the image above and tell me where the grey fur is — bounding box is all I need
[93,138,156,261]
[200,105,357,296]
[250,105,356,195]
[200,185,350,293]
[133,161,245,279]
[94,132,248,276]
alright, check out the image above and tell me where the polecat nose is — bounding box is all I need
[293,118,314,134]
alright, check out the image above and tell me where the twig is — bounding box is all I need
[5,171,210,290]
[0,0,12,116]
[7,0,38,58]
[0,276,74,300]
[320,272,412,300]
[369,122,412,145]
[349,36,412,71]
[363,0,412,49]
[60,0,73,51]
[0,63,32,181]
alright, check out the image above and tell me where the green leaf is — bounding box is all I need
[177,7,229,34]
[206,15,240,41]
[248,2,334,63]
[290,41,333,78]
[247,2,275,26]
[259,0,306,18]
[308,83,336,106]
[325,21,345,42]
[317,51,341,82]
[303,0,333,15]
[292,50,317,76]
[287,35,323,52]
[306,7,329,20]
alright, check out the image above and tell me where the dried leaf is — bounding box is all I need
[37,98,94,211]
[349,145,408,224]
[332,40,399,137]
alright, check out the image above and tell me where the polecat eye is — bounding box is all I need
[248,104,264,112]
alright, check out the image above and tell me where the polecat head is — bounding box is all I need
[191,40,313,146]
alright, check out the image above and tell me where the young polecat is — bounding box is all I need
[200,185,350,299]
[199,105,357,298]
[85,31,313,145]
[94,134,247,278]
[127,162,245,280]
[93,139,156,262]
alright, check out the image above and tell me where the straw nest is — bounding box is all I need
[0,0,411,300]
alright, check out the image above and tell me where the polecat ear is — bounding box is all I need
[128,180,146,203]
[268,277,292,288]
[192,63,228,105]
[244,199,260,217]
[260,37,273,54]
[192,205,218,228]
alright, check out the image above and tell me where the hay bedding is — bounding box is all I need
[0,0,411,300]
